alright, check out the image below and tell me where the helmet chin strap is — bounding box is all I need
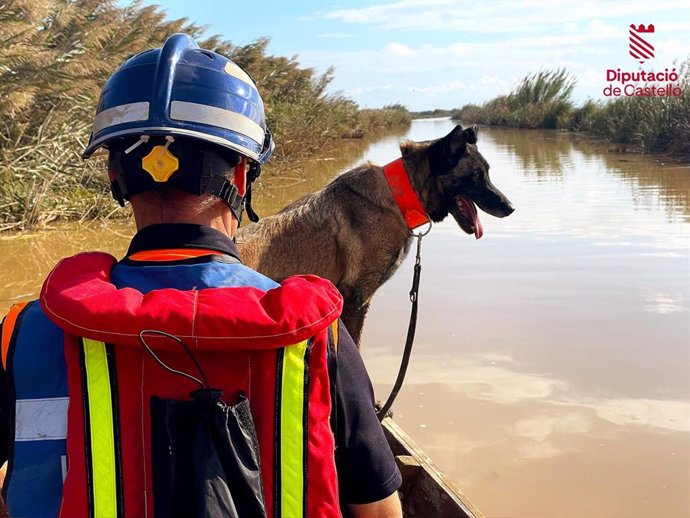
[200,129,269,224]
[199,173,245,223]
[200,160,261,225]
[244,162,262,223]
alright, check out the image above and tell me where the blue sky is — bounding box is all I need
[129,0,690,110]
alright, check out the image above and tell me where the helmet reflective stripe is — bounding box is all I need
[88,126,264,162]
[170,101,265,145]
[223,61,257,89]
[92,102,150,135]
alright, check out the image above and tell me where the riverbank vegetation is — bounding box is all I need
[360,104,413,131]
[0,0,410,231]
[410,109,454,119]
[452,66,690,157]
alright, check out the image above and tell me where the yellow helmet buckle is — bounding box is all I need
[142,136,179,182]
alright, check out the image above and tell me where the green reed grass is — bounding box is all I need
[453,65,690,158]
[453,69,575,129]
[359,104,413,133]
[586,65,690,155]
[0,0,409,230]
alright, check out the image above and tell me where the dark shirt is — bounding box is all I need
[1,223,401,505]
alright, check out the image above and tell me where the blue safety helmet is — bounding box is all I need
[83,33,274,164]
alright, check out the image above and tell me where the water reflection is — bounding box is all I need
[482,128,576,177]
[483,127,690,221]
[0,224,133,311]
[600,156,690,221]
[643,290,686,315]
[380,375,689,518]
[364,349,690,432]
[512,412,592,459]
[366,350,689,518]
[1,119,688,518]
[358,121,690,518]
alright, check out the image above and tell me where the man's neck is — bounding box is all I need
[131,192,238,238]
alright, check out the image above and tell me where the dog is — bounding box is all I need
[236,125,515,345]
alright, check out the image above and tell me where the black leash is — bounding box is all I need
[377,221,432,421]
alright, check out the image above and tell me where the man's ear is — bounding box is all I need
[233,156,248,196]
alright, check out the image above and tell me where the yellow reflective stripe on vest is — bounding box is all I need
[280,340,309,518]
[82,338,118,518]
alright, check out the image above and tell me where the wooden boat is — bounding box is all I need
[382,418,483,518]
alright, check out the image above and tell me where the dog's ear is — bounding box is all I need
[445,124,480,153]
[466,125,478,144]
[429,124,469,174]
[445,125,467,155]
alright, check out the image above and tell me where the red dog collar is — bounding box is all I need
[382,158,430,230]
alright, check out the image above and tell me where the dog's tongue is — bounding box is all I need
[457,196,483,239]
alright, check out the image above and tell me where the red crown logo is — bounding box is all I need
[630,23,654,33]
[629,23,655,63]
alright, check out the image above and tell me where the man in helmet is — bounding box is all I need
[0,34,401,518]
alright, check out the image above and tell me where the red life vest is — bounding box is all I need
[39,251,343,518]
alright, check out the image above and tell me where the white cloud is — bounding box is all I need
[316,32,353,39]
[656,38,690,62]
[346,81,472,102]
[323,0,690,33]
[407,81,473,94]
[660,22,690,32]
[385,42,418,57]
[299,18,633,78]
[480,75,511,91]
[295,1,690,108]
[347,84,397,95]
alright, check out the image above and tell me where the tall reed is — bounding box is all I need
[359,104,412,131]
[453,69,576,129]
[452,64,690,157]
[0,0,408,230]
[587,62,690,155]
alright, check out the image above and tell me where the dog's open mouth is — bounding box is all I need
[450,195,483,239]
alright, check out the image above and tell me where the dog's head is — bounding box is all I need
[424,124,514,239]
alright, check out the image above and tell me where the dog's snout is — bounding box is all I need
[502,201,515,217]
[476,194,515,218]
[492,202,514,218]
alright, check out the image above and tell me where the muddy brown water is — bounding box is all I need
[1,119,688,518]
